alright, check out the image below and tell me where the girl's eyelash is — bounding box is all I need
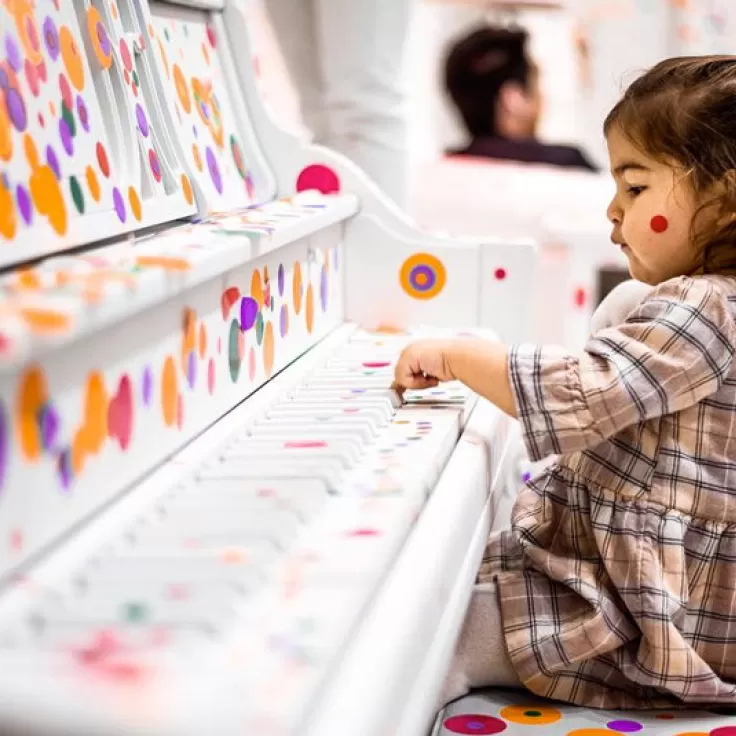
[627,185,646,196]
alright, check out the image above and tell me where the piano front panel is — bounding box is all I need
[0,0,196,267]
[0,231,344,579]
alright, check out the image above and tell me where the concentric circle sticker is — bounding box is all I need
[399,252,446,300]
[443,714,507,734]
[499,705,562,725]
[87,7,112,70]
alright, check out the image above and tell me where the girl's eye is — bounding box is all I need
[627,185,646,197]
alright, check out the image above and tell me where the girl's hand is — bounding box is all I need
[392,339,457,391]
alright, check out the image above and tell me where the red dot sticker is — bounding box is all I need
[494,268,507,280]
[296,164,340,194]
[96,142,110,177]
[119,39,133,72]
[443,715,507,734]
[650,214,668,233]
[574,287,587,308]
[711,729,736,736]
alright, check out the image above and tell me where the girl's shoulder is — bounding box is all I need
[641,274,736,310]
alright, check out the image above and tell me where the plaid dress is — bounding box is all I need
[481,275,736,709]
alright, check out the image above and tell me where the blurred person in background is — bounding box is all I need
[445,25,597,171]
[262,0,412,208]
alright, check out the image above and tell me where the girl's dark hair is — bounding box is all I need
[444,26,531,138]
[604,56,736,273]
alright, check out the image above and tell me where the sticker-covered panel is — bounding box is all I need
[0,228,344,579]
[145,1,275,213]
[0,0,196,267]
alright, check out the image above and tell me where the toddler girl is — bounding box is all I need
[394,56,736,711]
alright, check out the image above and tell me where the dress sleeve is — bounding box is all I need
[509,277,736,461]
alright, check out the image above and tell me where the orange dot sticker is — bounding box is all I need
[173,64,191,114]
[250,269,264,307]
[181,174,193,205]
[16,365,49,461]
[499,706,562,726]
[198,323,207,359]
[0,177,16,240]
[128,187,142,221]
[135,255,191,271]
[263,321,274,376]
[399,253,447,300]
[20,308,71,335]
[87,7,112,70]
[86,166,101,202]
[23,134,39,169]
[161,357,178,427]
[157,37,170,79]
[82,372,109,455]
[0,98,12,161]
[30,165,68,235]
[293,261,303,315]
[14,9,42,65]
[192,144,202,172]
[305,283,314,334]
[60,26,85,91]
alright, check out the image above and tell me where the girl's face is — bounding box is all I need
[606,126,703,284]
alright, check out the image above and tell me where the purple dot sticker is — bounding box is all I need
[279,304,288,337]
[43,17,60,60]
[607,722,643,733]
[46,145,61,179]
[38,404,59,450]
[97,22,111,56]
[206,147,223,194]
[4,34,21,72]
[5,86,27,132]
[112,187,127,222]
[148,149,162,182]
[76,95,90,132]
[0,402,7,491]
[277,263,285,296]
[136,103,149,137]
[409,264,436,293]
[57,450,72,491]
[142,366,153,406]
[59,118,73,156]
[333,246,339,271]
[522,471,532,483]
[15,184,32,224]
[187,351,196,389]
[240,296,258,331]
[320,264,328,312]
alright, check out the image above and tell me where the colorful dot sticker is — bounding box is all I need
[443,715,507,734]
[499,705,562,725]
[59,25,85,91]
[296,164,340,194]
[650,214,668,233]
[400,252,447,300]
[87,7,112,70]
[607,721,643,733]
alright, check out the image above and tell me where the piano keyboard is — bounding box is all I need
[0,325,502,736]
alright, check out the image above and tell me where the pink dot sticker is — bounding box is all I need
[363,361,390,368]
[296,164,340,194]
[285,440,327,449]
[443,714,507,734]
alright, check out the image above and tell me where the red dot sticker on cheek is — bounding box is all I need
[650,215,669,233]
